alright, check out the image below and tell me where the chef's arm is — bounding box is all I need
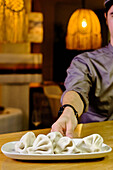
[62,90,84,117]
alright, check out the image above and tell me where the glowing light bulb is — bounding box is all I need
[82,19,87,28]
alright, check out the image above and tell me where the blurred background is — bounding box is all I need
[0,0,109,133]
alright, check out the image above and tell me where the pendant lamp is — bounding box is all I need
[66,9,102,50]
[0,0,26,43]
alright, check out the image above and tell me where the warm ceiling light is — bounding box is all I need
[66,9,102,50]
[0,0,26,43]
[82,19,87,28]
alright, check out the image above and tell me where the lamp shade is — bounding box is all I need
[0,0,26,43]
[66,9,102,50]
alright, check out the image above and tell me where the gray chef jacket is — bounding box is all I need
[62,43,113,123]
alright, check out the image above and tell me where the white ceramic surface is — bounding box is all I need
[1,140,112,161]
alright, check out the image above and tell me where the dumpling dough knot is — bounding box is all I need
[15,132,36,153]
[54,136,80,154]
[27,134,53,154]
[76,134,103,153]
[47,132,63,150]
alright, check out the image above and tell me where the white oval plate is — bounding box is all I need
[1,140,112,160]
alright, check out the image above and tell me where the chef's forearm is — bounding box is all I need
[62,91,84,117]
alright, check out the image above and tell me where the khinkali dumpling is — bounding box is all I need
[27,134,53,154]
[76,134,103,153]
[54,136,80,154]
[47,132,63,150]
[15,132,36,153]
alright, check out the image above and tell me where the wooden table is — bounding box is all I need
[0,121,113,170]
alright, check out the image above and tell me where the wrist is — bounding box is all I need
[58,104,78,120]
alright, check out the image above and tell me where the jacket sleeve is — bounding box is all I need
[61,53,93,112]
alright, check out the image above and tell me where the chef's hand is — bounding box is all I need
[51,107,78,138]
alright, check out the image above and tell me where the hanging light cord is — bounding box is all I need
[82,0,85,9]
